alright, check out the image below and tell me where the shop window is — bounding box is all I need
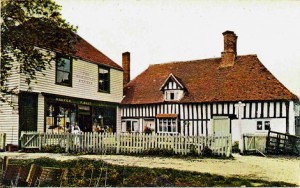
[158,118,178,134]
[121,119,139,133]
[56,56,72,86]
[99,66,110,93]
[92,106,116,133]
[46,102,76,133]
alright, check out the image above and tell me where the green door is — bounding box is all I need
[213,116,230,135]
[19,92,38,132]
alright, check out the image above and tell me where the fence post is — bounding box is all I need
[116,134,120,154]
[65,133,69,153]
[38,133,42,151]
[226,134,232,157]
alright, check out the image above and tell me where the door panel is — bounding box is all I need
[19,93,38,132]
[213,116,230,135]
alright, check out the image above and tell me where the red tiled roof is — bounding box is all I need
[73,35,122,70]
[122,55,299,104]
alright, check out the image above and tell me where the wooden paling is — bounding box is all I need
[20,131,232,157]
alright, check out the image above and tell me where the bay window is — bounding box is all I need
[158,118,178,133]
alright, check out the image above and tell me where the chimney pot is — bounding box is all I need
[122,52,130,86]
[221,31,238,67]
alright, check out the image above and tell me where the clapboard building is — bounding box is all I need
[119,31,300,147]
[0,35,123,145]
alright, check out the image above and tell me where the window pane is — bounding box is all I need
[265,121,270,130]
[126,121,131,132]
[133,121,139,132]
[57,58,70,71]
[121,121,126,132]
[257,121,262,130]
[56,71,64,83]
[56,57,71,86]
[170,93,175,100]
[57,72,70,84]
[99,67,110,92]
[172,125,176,132]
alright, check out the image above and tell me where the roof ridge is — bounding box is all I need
[148,54,258,67]
[75,34,122,70]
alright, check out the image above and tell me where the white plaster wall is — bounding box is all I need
[289,101,295,135]
[231,118,287,142]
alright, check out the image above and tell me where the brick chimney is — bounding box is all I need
[122,52,130,86]
[220,31,238,67]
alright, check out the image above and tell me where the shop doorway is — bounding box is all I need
[78,105,92,132]
[19,92,38,132]
[78,114,92,132]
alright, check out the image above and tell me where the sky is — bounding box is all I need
[55,0,300,97]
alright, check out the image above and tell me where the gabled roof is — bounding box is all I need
[122,55,299,105]
[160,73,185,91]
[72,35,122,70]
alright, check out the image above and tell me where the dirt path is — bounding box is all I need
[1,152,299,185]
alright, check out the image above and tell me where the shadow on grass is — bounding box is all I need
[3,157,296,187]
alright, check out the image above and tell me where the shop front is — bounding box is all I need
[44,93,117,134]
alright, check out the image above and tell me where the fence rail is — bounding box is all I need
[20,132,232,157]
[0,133,6,151]
[266,130,300,155]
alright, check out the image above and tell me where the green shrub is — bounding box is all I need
[41,144,65,153]
[201,146,213,157]
[142,148,174,156]
[232,141,240,153]
[189,144,200,156]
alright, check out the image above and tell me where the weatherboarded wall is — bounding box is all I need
[1,58,123,146]
[19,58,123,103]
[0,61,20,145]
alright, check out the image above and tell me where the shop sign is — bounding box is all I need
[75,72,96,85]
[79,101,92,106]
[55,98,72,103]
[49,95,117,107]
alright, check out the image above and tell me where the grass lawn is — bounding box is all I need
[5,157,297,187]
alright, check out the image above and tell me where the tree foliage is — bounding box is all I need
[1,0,77,104]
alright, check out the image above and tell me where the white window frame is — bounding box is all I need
[157,118,178,134]
[121,119,139,133]
[164,90,178,101]
[256,120,271,131]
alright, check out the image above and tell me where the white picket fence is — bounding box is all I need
[20,132,232,157]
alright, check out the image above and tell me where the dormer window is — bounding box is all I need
[160,73,186,102]
[165,90,181,101]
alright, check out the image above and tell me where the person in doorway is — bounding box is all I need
[71,123,82,134]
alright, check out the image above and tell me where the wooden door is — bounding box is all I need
[213,116,230,135]
[19,92,38,132]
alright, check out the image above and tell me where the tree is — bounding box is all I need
[1,0,78,105]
